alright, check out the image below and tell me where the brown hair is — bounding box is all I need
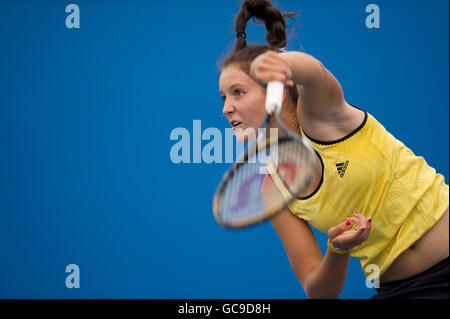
[221,0,299,102]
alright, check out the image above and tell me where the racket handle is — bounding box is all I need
[265,81,284,114]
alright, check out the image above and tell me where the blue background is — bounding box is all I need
[0,0,448,299]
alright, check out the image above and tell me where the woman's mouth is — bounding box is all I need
[231,121,242,130]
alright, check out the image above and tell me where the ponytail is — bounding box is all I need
[234,0,296,52]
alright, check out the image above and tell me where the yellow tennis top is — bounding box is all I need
[271,106,449,281]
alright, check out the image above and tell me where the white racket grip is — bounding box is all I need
[265,81,284,114]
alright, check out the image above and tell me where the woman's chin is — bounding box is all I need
[234,126,257,143]
[235,134,247,143]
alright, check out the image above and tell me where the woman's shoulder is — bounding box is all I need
[298,102,368,145]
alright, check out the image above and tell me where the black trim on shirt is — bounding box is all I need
[302,104,368,146]
[298,150,324,201]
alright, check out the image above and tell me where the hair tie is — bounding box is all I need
[236,31,247,39]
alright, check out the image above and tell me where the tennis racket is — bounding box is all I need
[213,81,317,228]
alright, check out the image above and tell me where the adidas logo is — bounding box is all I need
[336,160,349,178]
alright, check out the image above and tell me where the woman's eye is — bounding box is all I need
[234,89,244,96]
[221,95,226,101]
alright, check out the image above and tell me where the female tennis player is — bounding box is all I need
[218,0,449,299]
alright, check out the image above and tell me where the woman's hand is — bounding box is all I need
[327,212,372,251]
[249,51,295,88]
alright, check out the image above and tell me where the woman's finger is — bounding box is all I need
[256,72,288,84]
[285,80,294,87]
[258,61,290,72]
[360,221,372,242]
[264,50,288,63]
[258,65,292,82]
[328,220,352,239]
[345,217,360,226]
[352,225,366,243]
[264,61,292,79]
[354,212,372,242]
[353,212,367,229]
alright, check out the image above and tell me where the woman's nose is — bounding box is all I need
[222,101,236,115]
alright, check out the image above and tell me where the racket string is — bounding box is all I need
[217,139,315,227]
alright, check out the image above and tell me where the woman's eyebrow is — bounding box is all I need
[219,84,246,95]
